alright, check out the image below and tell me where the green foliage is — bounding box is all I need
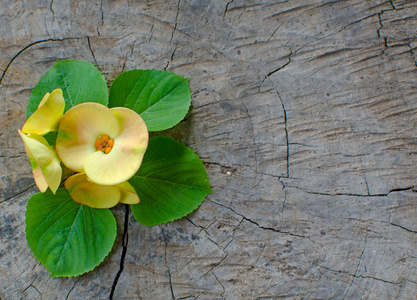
[27,60,108,118]
[130,136,212,226]
[43,131,58,146]
[23,61,211,277]
[109,69,191,131]
[25,188,117,278]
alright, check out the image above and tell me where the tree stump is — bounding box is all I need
[1,0,417,299]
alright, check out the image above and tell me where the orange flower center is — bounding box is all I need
[95,135,114,154]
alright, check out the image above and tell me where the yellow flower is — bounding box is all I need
[18,130,62,194]
[22,89,65,135]
[56,103,148,186]
[65,173,139,208]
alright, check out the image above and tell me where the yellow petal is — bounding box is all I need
[56,103,121,172]
[65,173,121,208]
[22,89,65,135]
[18,130,62,194]
[41,154,62,194]
[84,107,148,185]
[117,181,140,204]
[32,162,48,193]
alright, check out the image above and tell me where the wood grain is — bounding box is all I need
[1,0,417,299]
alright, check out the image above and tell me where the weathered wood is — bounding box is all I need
[1,0,417,299]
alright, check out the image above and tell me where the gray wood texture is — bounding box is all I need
[1,0,417,299]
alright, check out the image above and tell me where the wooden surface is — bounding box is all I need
[1,0,417,299]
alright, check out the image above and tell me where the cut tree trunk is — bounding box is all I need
[1,0,417,299]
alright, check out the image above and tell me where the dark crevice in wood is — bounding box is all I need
[212,272,226,299]
[280,185,288,229]
[203,254,229,276]
[359,157,370,196]
[109,205,129,299]
[32,285,41,295]
[185,217,216,232]
[376,5,405,54]
[122,41,136,73]
[343,233,368,299]
[318,264,400,285]
[208,199,310,240]
[390,222,417,234]
[408,44,417,70]
[171,46,177,61]
[97,0,104,36]
[223,238,234,251]
[276,90,289,178]
[288,185,415,198]
[87,37,98,66]
[223,0,235,19]
[203,160,244,173]
[356,275,400,285]
[0,37,84,86]
[65,279,80,299]
[50,0,55,20]
[267,54,292,77]
[0,184,36,204]
[177,296,197,300]
[164,46,177,71]
[161,227,176,300]
[168,268,175,300]
[377,12,387,55]
[21,276,38,294]
[242,215,310,240]
[170,0,181,44]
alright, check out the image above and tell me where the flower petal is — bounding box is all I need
[18,130,62,194]
[22,89,65,135]
[65,173,121,208]
[117,181,140,204]
[41,156,63,194]
[56,103,121,172]
[32,163,48,193]
[84,107,148,185]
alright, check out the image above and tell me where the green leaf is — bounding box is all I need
[108,69,191,132]
[130,136,212,226]
[25,188,117,278]
[27,60,108,118]
[43,131,58,146]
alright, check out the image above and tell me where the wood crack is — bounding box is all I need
[276,90,289,178]
[267,55,292,77]
[65,279,80,299]
[87,37,98,66]
[168,268,175,300]
[0,184,36,204]
[343,233,368,299]
[170,0,181,44]
[161,226,176,300]
[407,44,417,70]
[318,264,400,285]
[203,254,229,276]
[208,199,310,240]
[164,46,177,71]
[389,222,417,234]
[223,0,235,19]
[212,272,226,299]
[287,185,415,198]
[0,37,85,86]
[97,0,104,36]
[50,0,55,21]
[109,205,129,299]
[21,276,40,295]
